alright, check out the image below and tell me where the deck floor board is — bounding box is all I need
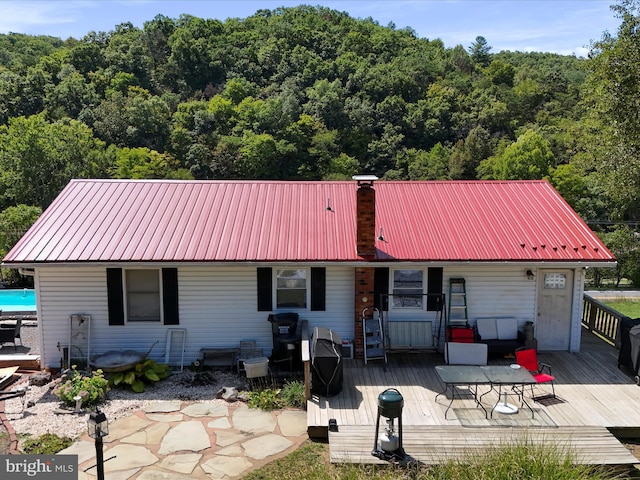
[310,330,640,465]
[329,425,637,465]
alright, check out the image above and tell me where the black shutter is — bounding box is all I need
[107,268,124,325]
[427,267,444,311]
[310,267,326,311]
[162,268,179,325]
[257,267,272,311]
[373,268,389,311]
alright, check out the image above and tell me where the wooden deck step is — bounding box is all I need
[329,425,638,465]
[0,355,40,370]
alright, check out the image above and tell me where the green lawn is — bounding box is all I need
[602,299,640,319]
[243,440,627,479]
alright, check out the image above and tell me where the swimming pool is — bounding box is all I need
[0,289,36,312]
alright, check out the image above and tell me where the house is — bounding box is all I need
[1,178,615,370]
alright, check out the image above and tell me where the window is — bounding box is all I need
[392,269,424,308]
[107,268,179,325]
[544,273,566,289]
[125,269,161,321]
[276,269,307,309]
[257,267,325,312]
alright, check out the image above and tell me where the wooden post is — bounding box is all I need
[300,320,311,400]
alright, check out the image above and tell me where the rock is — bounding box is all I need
[29,371,51,386]
[215,387,239,402]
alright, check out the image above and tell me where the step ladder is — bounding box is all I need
[362,307,387,366]
[448,278,469,327]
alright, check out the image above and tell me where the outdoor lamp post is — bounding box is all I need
[87,408,109,480]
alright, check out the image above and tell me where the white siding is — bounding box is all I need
[33,263,584,368]
[36,268,108,369]
[35,265,355,369]
[440,266,537,348]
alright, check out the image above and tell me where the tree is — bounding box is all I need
[44,65,98,119]
[469,36,492,67]
[0,204,41,255]
[450,44,474,74]
[479,129,554,180]
[0,204,42,285]
[449,126,492,179]
[89,87,171,151]
[303,78,347,130]
[323,153,359,180]
[406,144,451,180]
[485,59,515,87]
[598,226,640,287]
[584,0,640,220]
[0,6,609,205]
[111,147,192,179]
[0,114,111,209]
[166,15,225,94]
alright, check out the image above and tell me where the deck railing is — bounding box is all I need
[582,294,628,346]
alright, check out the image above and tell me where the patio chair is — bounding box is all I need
[0,318,21,351]
[515,347,555,399]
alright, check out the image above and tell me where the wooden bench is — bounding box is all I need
[199,348,240,369]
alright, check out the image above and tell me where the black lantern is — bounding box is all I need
[87,408,108,480]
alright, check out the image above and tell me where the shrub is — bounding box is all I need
[21,433,73,455]
[280,380,306,409]
[53,366,109,407]
[108,358,172,393]
[246,380,306,411]
[247,387,281,411]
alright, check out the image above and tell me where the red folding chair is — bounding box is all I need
[515,347,555,399]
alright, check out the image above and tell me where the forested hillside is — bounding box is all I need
[1,2,640,284]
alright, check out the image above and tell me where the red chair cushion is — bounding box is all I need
[533,372,554,383]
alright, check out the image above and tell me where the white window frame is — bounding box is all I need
[390,268,425,309]
[274,268,309,310]
[123,268,163,322]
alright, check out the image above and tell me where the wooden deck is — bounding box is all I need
[308,330,640,465]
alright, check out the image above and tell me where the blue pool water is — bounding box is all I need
[0,289,36,312]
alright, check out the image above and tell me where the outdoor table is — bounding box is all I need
[480,365,537,418]
[434,365,489,419]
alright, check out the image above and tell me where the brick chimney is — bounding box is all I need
[353,175,378,257]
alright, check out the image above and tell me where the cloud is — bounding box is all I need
[0,1,81,35]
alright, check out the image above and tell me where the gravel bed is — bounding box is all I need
[3,370,247,440]
[2,322,250,441]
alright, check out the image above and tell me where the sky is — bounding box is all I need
[0,0,621,57]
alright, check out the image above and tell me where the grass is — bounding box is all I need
[601,299,640,319]
[0,428,9,455]
[244,440,628,480]
[20,433,73,455]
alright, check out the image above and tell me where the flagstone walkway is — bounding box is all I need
[60,400,308,480]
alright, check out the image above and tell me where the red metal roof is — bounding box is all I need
[2,179,614,264]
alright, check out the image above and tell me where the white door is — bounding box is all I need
[536,269,574,351]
